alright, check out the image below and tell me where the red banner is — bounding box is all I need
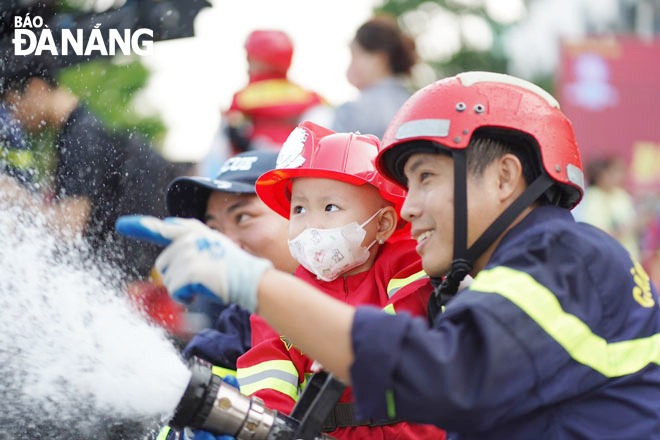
[557,37,660,190]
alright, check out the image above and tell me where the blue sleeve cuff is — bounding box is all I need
[350,305,412,421]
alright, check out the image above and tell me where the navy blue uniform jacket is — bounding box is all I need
[350,206,660,439]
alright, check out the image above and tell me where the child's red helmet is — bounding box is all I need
[256,121,406,219]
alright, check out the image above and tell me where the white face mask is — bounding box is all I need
[288,209,382,282]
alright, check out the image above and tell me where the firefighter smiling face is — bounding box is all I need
[401,150,527,278]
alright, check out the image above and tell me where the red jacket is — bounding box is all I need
[237,239,445,440]
[227,74,324,152]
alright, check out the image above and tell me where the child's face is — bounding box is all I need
[288,177,383,244]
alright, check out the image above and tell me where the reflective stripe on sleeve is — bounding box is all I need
[471,266,660,377]
[211,365,237,378]
[387,270,428,299]
[383,304,396,315]
[237,360,300,400]
[156,425,172,440]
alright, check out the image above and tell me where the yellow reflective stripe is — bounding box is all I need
[301,372,313,392]
[236,79,314,109]
[383,303,396,315]
[211,365,237,378]
[156,425,171,440]
[237,359,299,378]
[239,377,299,401]
[385,389,397,419]
[237,359,300,401]
[471,266,660,377]
[387,269,427,299]
[1,149,33,169]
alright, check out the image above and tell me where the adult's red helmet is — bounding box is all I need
[244,30,294,75]
[256,121,406,219]
[377,71,584,209]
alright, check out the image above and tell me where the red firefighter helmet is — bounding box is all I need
[244,30,294,75]
[256,121,406,219]
[377,71,584,208]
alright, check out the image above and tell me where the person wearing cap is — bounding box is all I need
[166,150,298,359]
[235,121,444,439]
[120,72,660,439]
[156,151,297,440]
[198,30,328,177]
[168,150,298,276]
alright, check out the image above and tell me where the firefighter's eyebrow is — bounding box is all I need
[406,157,427,175]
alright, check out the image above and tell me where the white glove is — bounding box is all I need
[116,216,272,312]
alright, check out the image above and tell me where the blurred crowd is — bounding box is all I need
[574,156,660,283]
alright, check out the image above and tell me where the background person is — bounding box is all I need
[0,102,36,188]
[155,150,296,440]
[198,30,329,177]
[332,16,417,138]
[574,156,640,260]
[164,150,297,339]
[1,55,189,279]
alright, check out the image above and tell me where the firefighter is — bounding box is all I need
[119,72,660,439]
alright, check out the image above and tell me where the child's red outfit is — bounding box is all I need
[237,239,445,439]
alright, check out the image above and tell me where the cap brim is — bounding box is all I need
[166,176,256,220]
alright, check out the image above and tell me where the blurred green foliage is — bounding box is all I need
[53,0,166,142]
[377,0,554,93]
[58,60,166,144]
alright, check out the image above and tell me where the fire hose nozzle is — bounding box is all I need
[170,357,297,440]
[171,357,345,440]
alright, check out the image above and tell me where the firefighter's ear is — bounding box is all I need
[493,153,525,203]
[376,205,398,243]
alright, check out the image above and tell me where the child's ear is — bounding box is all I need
[376,205,398,243]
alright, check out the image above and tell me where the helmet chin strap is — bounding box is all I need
[427,149,554,325]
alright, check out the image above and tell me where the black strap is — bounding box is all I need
[464,174,553,263]
[322,402,400,431]
[428,150,471,324]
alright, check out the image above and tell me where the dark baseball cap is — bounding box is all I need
[166,150,279,221]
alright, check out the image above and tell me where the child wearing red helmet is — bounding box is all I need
[236,121,445,440]
[225,31,325,155]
